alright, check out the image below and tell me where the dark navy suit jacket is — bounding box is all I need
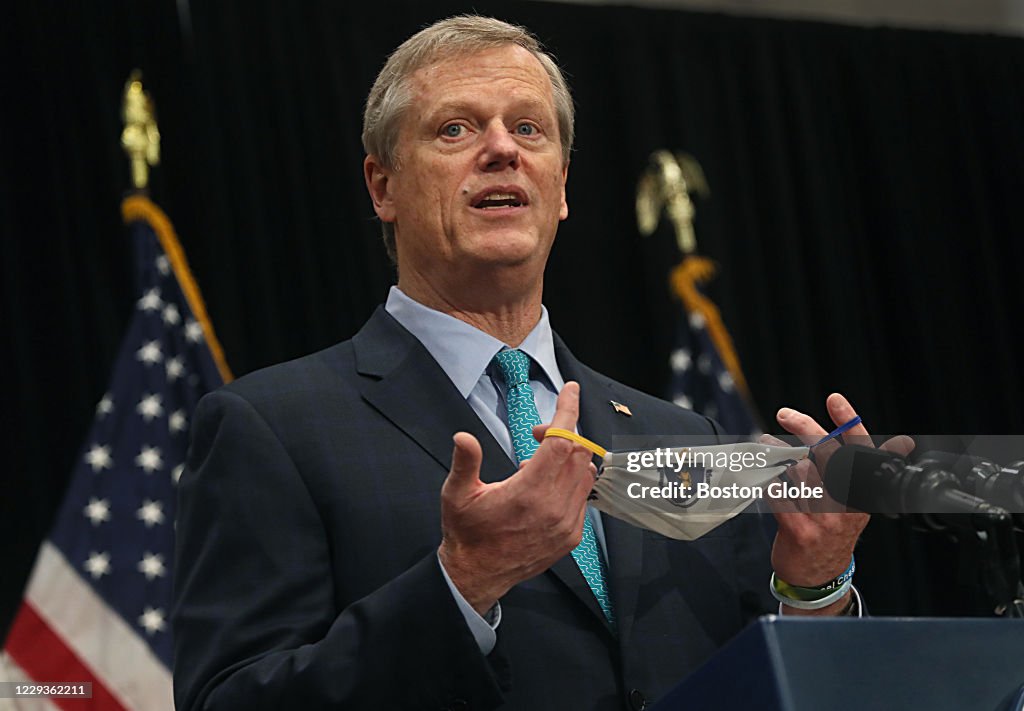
[172,307,774,710]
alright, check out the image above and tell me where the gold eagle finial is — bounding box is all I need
[120,70,161,190]
[636,150,709,255]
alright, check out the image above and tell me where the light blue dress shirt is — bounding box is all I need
[384,286,609,654]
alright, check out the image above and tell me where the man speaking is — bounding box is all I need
[173,15,888,710]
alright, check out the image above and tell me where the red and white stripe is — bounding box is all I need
[2,543,172,710]
[0,654,59,711]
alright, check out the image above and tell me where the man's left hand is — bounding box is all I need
[766,393,914,615]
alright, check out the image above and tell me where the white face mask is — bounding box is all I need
[545,415,859,541]
[591,442,810,540]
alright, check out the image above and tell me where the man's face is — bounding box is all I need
[367,45,569,280]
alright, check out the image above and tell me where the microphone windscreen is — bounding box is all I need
[824,445,907,513]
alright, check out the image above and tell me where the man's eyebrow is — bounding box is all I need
[424,101,475,120]
[423,98,554,122]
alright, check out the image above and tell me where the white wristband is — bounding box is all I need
[770,573,853,610]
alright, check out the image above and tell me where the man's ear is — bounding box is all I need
[364,155,396,223]
[559,161,569,221]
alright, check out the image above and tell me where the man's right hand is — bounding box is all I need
[438,381,597,616]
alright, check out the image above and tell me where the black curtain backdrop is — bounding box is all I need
[4,0,1024,638]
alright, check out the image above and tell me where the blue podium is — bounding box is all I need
[652,616,1024,711]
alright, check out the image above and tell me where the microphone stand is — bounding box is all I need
[958,509,1024,618]
[985,513,1024,618]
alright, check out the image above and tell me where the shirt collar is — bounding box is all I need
[384,286,564,398]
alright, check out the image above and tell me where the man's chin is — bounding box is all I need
[461,229,553,263]
[461,253,537,273]
[461,243,548,271]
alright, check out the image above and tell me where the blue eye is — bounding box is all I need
[443,124,463,137]
[516,123,536,136]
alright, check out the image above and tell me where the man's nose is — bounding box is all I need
[477,121,520,172]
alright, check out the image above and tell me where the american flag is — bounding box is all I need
[1,196,229,710]
[667,255,759,437]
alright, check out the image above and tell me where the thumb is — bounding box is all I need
[445,432,484,496]
[548,381,581,432]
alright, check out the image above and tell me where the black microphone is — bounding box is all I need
[917,451,1024,529]
[827,446,1024,617]
[824,445,1011,532]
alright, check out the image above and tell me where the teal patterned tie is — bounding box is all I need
[492,349,616,629]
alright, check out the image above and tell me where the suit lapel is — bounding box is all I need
[554,336,646,642]
[352,307,514,483]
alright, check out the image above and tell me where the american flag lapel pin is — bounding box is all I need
[610,400,632,417]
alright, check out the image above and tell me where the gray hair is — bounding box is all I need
[362,15,575,263]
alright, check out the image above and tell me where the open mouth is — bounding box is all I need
[471,188,528,209]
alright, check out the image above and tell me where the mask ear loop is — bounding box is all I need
[806,415,862,463]
[543,428,607,458]
[810,415,861,448]
[545,416,861,462]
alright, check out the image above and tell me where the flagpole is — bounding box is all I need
[118,71,232,384]
[638,149,763,434]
